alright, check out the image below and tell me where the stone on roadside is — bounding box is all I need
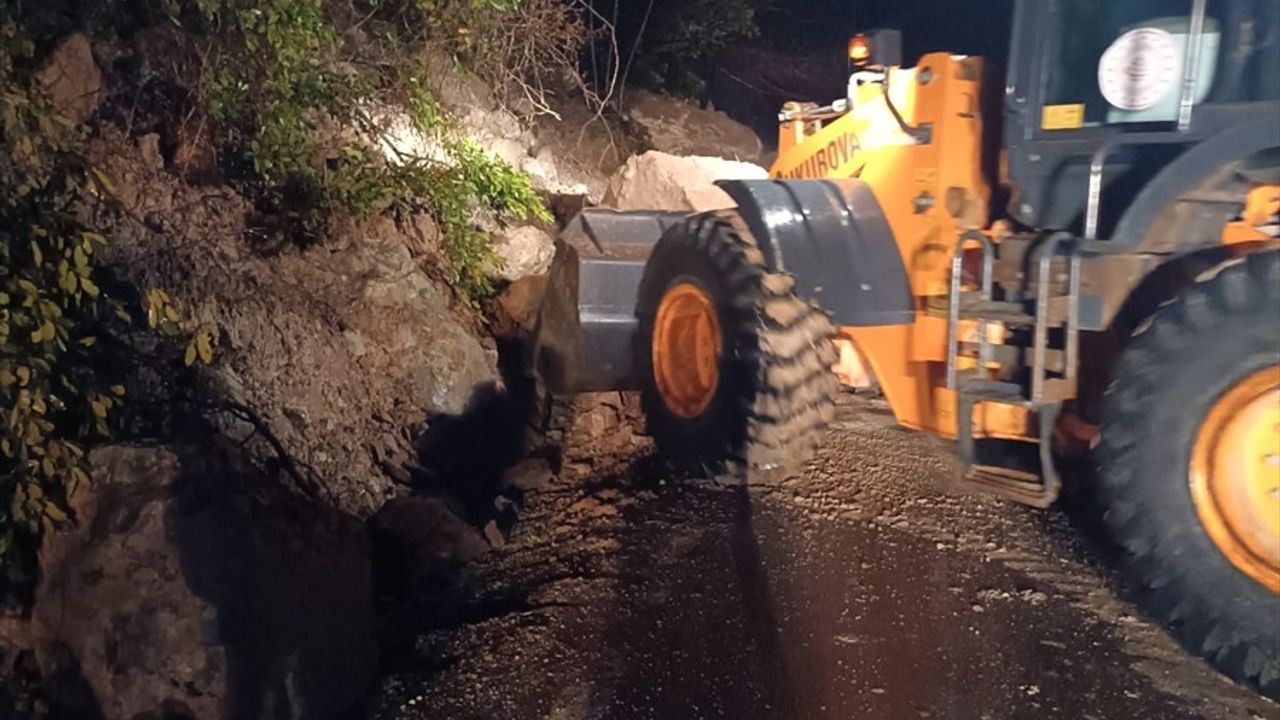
[493,225,556,282]
[602,151,768,213]
[35,34,102,125]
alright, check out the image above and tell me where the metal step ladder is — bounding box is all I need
[945,231,1081,508]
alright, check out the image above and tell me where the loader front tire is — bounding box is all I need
[637,211,838,479]
[1098,250,1280,698]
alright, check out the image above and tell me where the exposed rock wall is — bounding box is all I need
[92,132,500,516]
[8,28,775,720]
[32,446,375,720]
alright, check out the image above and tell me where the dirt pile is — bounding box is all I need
[624,89,765,163]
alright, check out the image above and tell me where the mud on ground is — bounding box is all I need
[365,392,1279,720]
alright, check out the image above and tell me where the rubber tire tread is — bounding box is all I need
[1097,250,1280,699]
[637,211,837,478]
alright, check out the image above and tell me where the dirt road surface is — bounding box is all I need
[367,393,1280,720]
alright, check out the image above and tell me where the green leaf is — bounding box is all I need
[80,276,100,298]
[184,341,198,367]
[30,321,53,343]
[25,420,43,444]
[69,467,89,495]
[196,332,213,364]
[59,263,78,293]
[90,167,117,195]
[43,501,67,523]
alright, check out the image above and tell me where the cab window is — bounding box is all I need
[1040,0,1229,130]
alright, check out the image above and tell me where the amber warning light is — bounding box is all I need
[848,34,871,65]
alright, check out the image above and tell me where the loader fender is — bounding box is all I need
[717,178,915,327]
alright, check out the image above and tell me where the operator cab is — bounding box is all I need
[1004,0,1280,241]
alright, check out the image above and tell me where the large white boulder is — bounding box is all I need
[601,151,769,213]
[493,225,556,282]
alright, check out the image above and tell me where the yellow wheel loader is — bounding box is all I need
[531,0,1280,696]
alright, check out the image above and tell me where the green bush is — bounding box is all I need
[198,0,552,302]
[0,0,565,593]
[0,21,208,598]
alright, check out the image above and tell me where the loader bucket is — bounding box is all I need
[529,209,688,395]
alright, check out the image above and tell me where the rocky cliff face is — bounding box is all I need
[33,446,375,720]
[7,28,773,720]
[93,130,501,516]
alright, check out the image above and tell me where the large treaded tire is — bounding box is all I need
[637,211,838,478]
[1098,250,1280,698]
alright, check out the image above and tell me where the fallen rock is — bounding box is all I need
[32,445,376,720]
[602,151,768,213]
[492,274,550,339]
[35,34,102,125]
[520,146,593,198]
[135,133,164,170]
[625,90,764,163]
[501,457,555,492]
[493,225,556,282]
[483,520,506,548]
[370,496,489,589]
[402,212,442,258]
[419,51,613,199]
[566,496,619,520]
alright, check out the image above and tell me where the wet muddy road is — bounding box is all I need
[368,394,1279,720]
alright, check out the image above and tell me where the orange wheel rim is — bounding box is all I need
[652,283,722,419]
[1190,366,1280,592]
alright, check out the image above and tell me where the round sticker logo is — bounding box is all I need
[1098,28,1180,111]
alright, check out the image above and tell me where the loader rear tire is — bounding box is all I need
[1098,250,1280,699]
[637,211,838,478]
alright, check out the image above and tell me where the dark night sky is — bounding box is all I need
[757,0,1017,65]
[711,0,1018,141]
